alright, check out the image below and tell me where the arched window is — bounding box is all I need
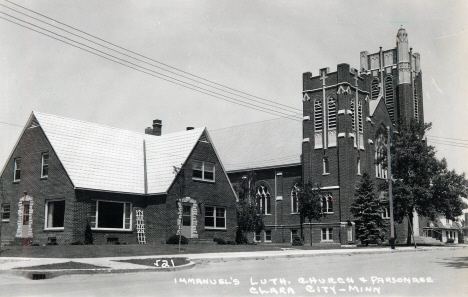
[371,79,380,100]
[314,99,323,132]
[291,182,300,213]
[328,97,337,130]
[321,193,333,213]
[256,185,271,215]
[385,76,395,122]
[375,132,388,179]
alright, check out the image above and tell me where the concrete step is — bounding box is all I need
[414,236,444,245]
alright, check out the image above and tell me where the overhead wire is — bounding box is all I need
[0,15,303,121]
[1,0,302,113]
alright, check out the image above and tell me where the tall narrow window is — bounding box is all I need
[1,204,10,222]
[321,193,333,213]
[375,133,387,179]
[41,153,49,178]
[321,228,333,241]
[256,185,271,215]
[291,182,300,213]
[357,157,361,175]
[13,158,21,182]
[314,99,323,132]
[413,81,419,120]
[385,76,395,122]
[357,99,363,133]
[371,79,380,100]
[350,98,355,131]
[328,97,337,129]
[323,157,329,174]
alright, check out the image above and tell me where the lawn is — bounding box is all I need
[0,242,349,258]
[13,261,108,270]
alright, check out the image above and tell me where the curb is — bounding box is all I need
[0,261,196,280]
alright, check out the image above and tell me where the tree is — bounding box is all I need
[350,173,387,246]
[390,119,468,244]
[235,171,264,244]
[297,181,324,246]
[173,165,186,251]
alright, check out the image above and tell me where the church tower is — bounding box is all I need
[301,28,424,245]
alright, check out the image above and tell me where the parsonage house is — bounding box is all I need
[0,112,237,246]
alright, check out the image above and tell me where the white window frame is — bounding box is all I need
[44,199,65,230]
[381,205,390,219]
[321,228,333,242]
[321,193,333,214]
[264,230,272,242]
[257,185,271,215]
[91,200,132,231]
[204,206,226,230]
[291,183,300,214]
[192,160,215,182]
[1,204,10,222]
[13,158,21,182]
[41,153,49,178]
[357,157,361,175]
[323,157,330,175]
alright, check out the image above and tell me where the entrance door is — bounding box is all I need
[21,202,30,238]
[181,204,192,238]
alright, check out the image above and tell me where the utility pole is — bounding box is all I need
[387,126,396,249]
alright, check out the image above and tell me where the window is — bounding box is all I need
[91,201,132,230]
[381,205,390,219]
[41,153,49,178]
[256,185,271,214]
[265,230,272,242]
[192,161,215,182]
[321,193,333,213]
[350,98,355,131]
[254,231,261,242]
[385,76,395,122]
[328,97,337,129]
[413,80,419,120]
[357,99,363,134]
[1,204,10,222]
[291,229,299,242]
[375,132,388,179]
[291,183,300,213]
[321,228,333,241]
[45,200,65,229]
[314,99,323,132]
[371,79,380,100]
[323,157,329,174]
[13,158,21,182]
[357,157,361,175]
[182,205,191,226]
[205,206,226,229]
[23,202,30,225]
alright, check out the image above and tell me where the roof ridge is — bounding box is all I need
[33,111,205,138]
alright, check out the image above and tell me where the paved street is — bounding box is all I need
[0,247,466,297]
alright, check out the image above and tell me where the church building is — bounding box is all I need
[211,27,425,245]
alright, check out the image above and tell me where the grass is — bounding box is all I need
[13,261,108,270]
[115,257,189,267]
[0,242,354,258]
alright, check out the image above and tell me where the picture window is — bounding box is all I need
[91,201,132,230]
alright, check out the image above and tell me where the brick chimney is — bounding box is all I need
[186,127,194,131]
[145,119,162,136]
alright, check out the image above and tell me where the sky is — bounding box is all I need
[1,0,468,174]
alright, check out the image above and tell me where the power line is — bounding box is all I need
[427,139,468,149]
[2,0,302,113]
[0,4,301,114]
[426,135,468,143]
[0,15,302,122]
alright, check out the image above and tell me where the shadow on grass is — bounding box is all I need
[437,257,468,269]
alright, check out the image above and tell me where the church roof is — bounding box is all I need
[5,112,207,195]
[209,117,302,172]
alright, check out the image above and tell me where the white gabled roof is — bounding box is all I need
[29,112,205,195]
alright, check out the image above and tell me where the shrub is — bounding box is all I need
[71,241,84,245]
[446,238,455,244]
[166,234,188,245]
[292,235,304,246]
[84,222,93,245]
[213,238,227,245]
[235,228,249,244]
[227,240,236,245]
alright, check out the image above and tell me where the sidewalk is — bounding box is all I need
[0,245,465,279]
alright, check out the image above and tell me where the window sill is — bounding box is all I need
[43,228,64,232]
[290,212,300,215]
[192,178,215,184]
[205,227,227,231]
[382,217,390,220]
[322,173,330,176]
[323,212,334,214]
[12,181,20,184]
[40,176,48,180]
[92,228,133,232]
[321,240,334,243]
[1,220,10,223]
